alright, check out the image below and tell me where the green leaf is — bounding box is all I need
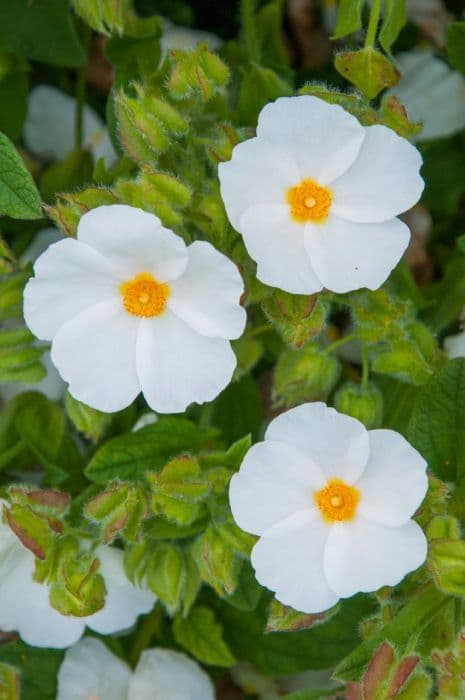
[335,48,399,100]
[335,584,448,682]
[0,132,42,219]
[14,396,65,470]
[238,63,293,126]
[173,605,236,667]
[0,0,85,67]
[212,375,264,443]
[85,418,217,483]
[333,0,365,39]
[447,22,465,76]
[0,71,28,141]
[409,359,465,482]
[64,392,112,443]
[210,592,375,675]
[0,643,63,700]
[379,0,407,52]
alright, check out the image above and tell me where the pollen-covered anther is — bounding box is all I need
[120,272,170,318]
[286,178,332,223]
[314,478,360,523]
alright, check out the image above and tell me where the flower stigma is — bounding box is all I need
[286,179,332,223]
[120,272,170,318]
[314,478,360,523]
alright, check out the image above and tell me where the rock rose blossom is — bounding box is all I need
[24,85,117,164]
[229,402,428,613]
[219,95,424,295]
[23,204,246,413]
[0,510,155,648]
[57,637,215,699]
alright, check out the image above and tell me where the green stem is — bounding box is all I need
[247,323,273,339]
[241,0,260,63]
[129,606,162,667]
[74,26,92,150]
[365,0,382,48]
[326,332,357,354]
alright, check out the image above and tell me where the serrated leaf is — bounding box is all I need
[409,359,465,482]
[85,418,217,483]
[0,132,42,219]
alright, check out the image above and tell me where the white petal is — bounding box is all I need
[0,529,84,648]
[77,205,188,281]
[24,85,76,161]
[444,331,465,359]
[356,429,428,527]
[304,215,410,293]
[51,299,140,413]
[256,96,365,185]
[218,137,300,230]
[168,241,246,339]
[331,125,424,223]
[251,510,338,614]
[239,204,323,294]
[229,440,326,536]
[57,638,131,700]
[129,649,215,700]
[136,311,236,413]
[265,403,369,484]
[324,517,427,598]
[86,547,155,635]
[23,238,121,340]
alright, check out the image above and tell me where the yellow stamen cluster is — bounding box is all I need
[120,272,170,318]
[314,478,360,523]
[286,179,332,223]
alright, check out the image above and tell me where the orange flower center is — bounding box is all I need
[314,478,360,523]
[120,272,170,318]
[286,179,332,223]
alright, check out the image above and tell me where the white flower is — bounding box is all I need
[57,637,215,700]
[0,512,155,648]
[1,228,65,404]
[384,49,465,141]
[23,85,117,164]
[161,17,222,57]
[229,402,428,613]
[219,95,424,295]
[444,330,465,359]
[23,205,246,413]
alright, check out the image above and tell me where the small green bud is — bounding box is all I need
[262,290,328,348]
[45,188,119,237]
[334,381,383,428]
